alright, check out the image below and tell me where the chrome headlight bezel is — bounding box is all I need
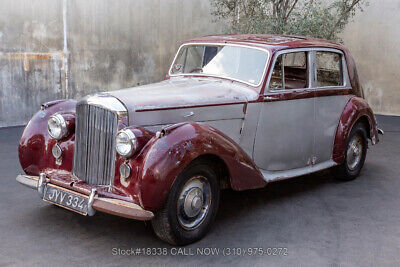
[47,114,68,140]
[115,129,137,158]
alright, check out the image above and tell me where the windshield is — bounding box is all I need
[170,44,269,86]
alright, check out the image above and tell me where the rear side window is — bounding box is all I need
[316,52,343,87]
[269,52,308,90]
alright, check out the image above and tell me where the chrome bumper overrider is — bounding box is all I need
[16,173,154,220]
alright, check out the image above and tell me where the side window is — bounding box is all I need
[269,52,308,90]
[316,52,343,87]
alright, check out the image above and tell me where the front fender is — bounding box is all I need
[332,97,379,164]
[132,122,266,211]
[18,99,77,175]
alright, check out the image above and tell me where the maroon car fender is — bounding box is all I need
[18,99,77,175]
[332,97,379,164]
[132,122,266,211]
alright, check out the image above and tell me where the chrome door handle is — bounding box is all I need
[184,111,194,118]
[264,96,279,101]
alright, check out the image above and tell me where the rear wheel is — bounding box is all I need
[333,123,368,181]
[151,160,220,245]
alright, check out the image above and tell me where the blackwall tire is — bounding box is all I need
[333,122,368,181]
[151,160,220,245]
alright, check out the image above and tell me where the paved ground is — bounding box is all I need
[0,115,399,267]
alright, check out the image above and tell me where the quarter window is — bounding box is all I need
[316,52,343,87]
[269,52,308,90]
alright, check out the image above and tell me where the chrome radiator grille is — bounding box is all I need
[73,103,118,185]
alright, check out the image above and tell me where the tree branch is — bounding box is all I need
[285,0,299,21]
[327,0,362,39]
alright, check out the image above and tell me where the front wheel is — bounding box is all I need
[333,122,368,181]
[151,160,220,245]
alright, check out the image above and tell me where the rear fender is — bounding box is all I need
[332,97,379,164]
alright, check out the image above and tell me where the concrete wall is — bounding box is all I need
[0,0,65,127]
[1,0,399,127]
[341,0,400,116]
[0,0,221,127]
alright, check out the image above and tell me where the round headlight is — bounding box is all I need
[115,129,137,158]
[47,114,68,140]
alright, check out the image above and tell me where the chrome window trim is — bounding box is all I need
[266,47,351,94]
[168,42,271,87]
[314,48,350,89]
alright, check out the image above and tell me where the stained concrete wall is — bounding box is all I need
[0,0,222,127]
[0,0,65,127]
[1,0,399,127]
[341,0,400,116]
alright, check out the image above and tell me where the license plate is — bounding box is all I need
[43,184,89,215]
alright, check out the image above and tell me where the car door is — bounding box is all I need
[253,49,315,171]
[312,49,354,164]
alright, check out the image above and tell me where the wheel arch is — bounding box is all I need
[332,97,378,164]
[185,154,231,190]
[354,115,371,139]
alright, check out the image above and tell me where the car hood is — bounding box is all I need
[107,77,259,113]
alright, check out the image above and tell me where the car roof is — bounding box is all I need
[185,34,346,52]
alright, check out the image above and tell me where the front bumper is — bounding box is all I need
[16,174,154,221]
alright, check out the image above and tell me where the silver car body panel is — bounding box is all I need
[254,93,352,172]
[143,118,244,144]
[239,102,263,157]
[132,104,245,127]
[314,93,353,164]
[252,47,352,172]
[254,95,315,171]
[108,77,258,122]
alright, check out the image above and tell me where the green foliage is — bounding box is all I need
[211,0,368,41]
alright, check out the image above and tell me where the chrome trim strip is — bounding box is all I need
[168,42,271,87]
[261,160,338,183]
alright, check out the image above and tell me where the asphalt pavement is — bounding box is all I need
[0,115,399,266]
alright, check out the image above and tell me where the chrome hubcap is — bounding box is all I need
[177,176,211,230]
[346,134,363,171]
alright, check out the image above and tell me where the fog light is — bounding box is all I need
[52,144,62,159]
[120,163,131,187]
[120,163,131,179]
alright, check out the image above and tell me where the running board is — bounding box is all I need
[260,160,337,183]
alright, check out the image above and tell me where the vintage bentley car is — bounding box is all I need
[17,34,383,245]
